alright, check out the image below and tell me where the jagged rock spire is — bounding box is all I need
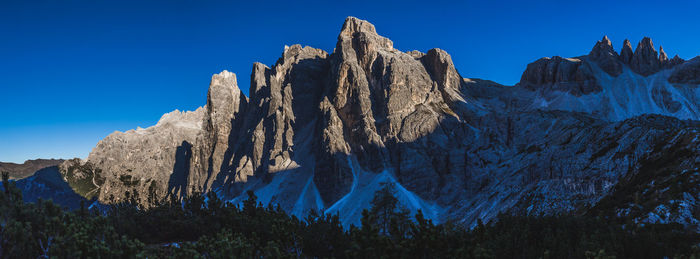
[630,37,661,76]
[207,70,244,127]
[589,35,621,76]
[620,39,634,64]
[204,70,247,190]
[621,37,683,72]
[340,16,377,37]
[659,46,669,65]
[338,16,393,50]
[589,36,616,58]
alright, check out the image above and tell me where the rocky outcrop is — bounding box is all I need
[519,56,601,96]
[0,159,64,179]
[315,16,469,204]
[669,56,700,84]
[8,166,90,210]
[618,38,684,75]
[659,46,669,66]
[57,17,700,229]
[198,71,247,190]
[518,36,631,95]
[588,36,622,76]
[630,37,661,76]
[85,107,206,203]
[620,39,634,64]
[668,55,685,68]
[519,36,697,122]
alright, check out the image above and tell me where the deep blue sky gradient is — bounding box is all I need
[2,0,700,163]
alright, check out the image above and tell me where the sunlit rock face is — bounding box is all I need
[63,17,700,230]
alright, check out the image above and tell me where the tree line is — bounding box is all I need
[1,172,698,258]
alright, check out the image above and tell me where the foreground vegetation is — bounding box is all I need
[1,172,698,258]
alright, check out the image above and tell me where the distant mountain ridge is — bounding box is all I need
[0,159,64,179]
[45,17,700,230]
[518,36,699,120]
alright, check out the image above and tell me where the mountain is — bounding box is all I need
[0,159,94,210]
[0,159,64,179]
[519,36,698,121]
[7,166,90,210]
[58,17,700,230]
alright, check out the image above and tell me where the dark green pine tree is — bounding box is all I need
[367,182,410,238]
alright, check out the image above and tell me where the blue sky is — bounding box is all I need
[1,0,699,163]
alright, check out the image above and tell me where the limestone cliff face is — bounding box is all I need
[62,17,700,229]
[188,71,247,195]
[71,71,244,204]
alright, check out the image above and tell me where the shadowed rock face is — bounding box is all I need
[8,166,89,210]
[519,56,601,96]
[521,36,694,93]
[669,56,700,84]
[589,36,622,76]
[518,35,698,121]
[620,39,634,64]
[60,17,700,229]
[630,37,661,76]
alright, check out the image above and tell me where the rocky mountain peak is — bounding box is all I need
[659,46,669,64]
[205,70,246,190]
[519,56,601,96]
[630,37,661,76]
[589,35,621,76]
[423,48,463,95]
[589,36,616,57]
[340,16,378,37]
[636,37,656,53]
[620,39,634,64]
[60,17,700,230]
[280,45,329,67]
[337,16,393,52]
[0,159,65,180]
[207,69,244,125]
[669,54,685,67]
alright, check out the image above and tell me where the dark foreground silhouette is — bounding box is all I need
[0,172,698,258]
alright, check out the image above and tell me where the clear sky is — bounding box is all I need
[1,0,699,163]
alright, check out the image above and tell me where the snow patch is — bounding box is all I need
[323,156,442,227]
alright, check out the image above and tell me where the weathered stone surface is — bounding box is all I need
[519,56,601,96]
[619,39,634,64]
[668,54,685,67]
[58,17,700,231]
[0,159,64,180]
[669,56,700,84]
[630,37,661,76]
[588,36,622,76]
[85,107,207,203]
[659,46,669,66]
[190,71,247,193]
